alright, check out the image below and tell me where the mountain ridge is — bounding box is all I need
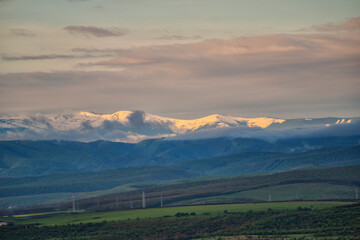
[0,110,357,142]
[1,137,359,177]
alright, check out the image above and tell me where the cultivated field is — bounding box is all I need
[13,201,352,226]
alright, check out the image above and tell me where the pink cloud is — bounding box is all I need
[311,17,360,32]
[1,18,359,117]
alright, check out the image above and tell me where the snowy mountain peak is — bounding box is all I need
[0,110,357,142]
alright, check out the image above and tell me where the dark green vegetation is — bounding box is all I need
[1,136,359,176]
[1,202,359,239]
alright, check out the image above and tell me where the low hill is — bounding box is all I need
[0,166,193,199]
[6,165,358,214]
[0,145,359,208]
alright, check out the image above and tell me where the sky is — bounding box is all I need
[0,0,359,119]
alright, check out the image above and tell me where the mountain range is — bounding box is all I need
[0,110,357,142]
[1,136,360,176]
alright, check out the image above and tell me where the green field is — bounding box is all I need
[13,201,352,226]
[170,183,357,205]
[2,201,359,240]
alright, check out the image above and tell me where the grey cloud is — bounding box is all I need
[21,116,53,130]
[154,35,202,40]
[10,28,36,37]
[102,120,124,131]
[168,120,360,142]
[71,48,117,53]
[3,54,79,61]
[80,120,94,131]
[128,111,147,129]
[2,53,113,61]
[311,119,360,137]
[63,25,126,38]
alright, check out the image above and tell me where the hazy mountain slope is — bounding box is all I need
[175,145,360,176]
[0,110,356,142]
[0,146,359,201]
[0,138,276,176]
[0,140,133,176]
[1,137,360,176]
[0,166,193,198]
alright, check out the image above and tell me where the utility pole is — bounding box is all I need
[356,186,359,200]
[160,193,163,207]
[142,191,146,208]
[72,195,76,212]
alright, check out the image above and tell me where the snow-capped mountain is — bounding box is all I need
[0,110,357,142]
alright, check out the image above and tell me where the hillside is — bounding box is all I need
[1,137,360,176]
[175,145,360,176]
[0,145,359,202]
[5,165,358,213]
[71,165,360,211]
[0,166,193,198]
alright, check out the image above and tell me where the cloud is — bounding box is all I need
[80,32,359,72]
[102,120,124,131]
[310,17,360,32]
[10,28,36,37]
[154,35,202,40]
[2,53,113,61]
[128,111,148,129]
[167,120,360,142]
[1,20,359,118]
[63,25,126,38]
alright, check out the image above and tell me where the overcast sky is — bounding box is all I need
[0,0,359,119]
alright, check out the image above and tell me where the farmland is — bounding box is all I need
[1,201,359,239]
[7,201,349,226]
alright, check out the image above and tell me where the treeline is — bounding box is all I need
[1,204,359,239]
